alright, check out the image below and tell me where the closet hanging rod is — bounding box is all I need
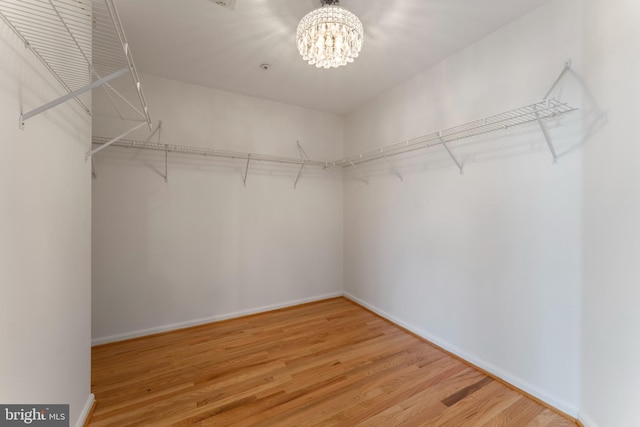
[333,99,576,167]
[0,0,152,128]
[91,137,331,168]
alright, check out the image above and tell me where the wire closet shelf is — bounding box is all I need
[0,0,151,128]
[90,137,330,168]
[332,98,576,168]
[91,98,577,182]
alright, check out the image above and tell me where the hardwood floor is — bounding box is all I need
[89,298,576,426]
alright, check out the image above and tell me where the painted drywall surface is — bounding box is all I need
[92,74,344,343]
[344,0,582,414]
[580,1,640,426]
[0,19,92,427]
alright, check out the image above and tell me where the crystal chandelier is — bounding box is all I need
[296,0,363,69]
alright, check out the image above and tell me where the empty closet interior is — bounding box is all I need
[1,0,637,426]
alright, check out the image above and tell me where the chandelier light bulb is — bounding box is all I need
[296,0,363,69]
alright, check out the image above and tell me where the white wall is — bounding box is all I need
[580,1,640,426]
[343,0,583,415]
[91,74,344,344]
[0,18,92,427]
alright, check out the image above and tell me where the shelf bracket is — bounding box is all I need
[86,121,147,160]
[294,162,306,189]
[243,155,251,186]
[20,67,129,129]
[294,141,311,189]
[349,160,369,186]
[544,60,572,100]
[383,155,403,182]
[91,157,97,180]
[105,0,152,128]
[144,121,162,143]
[534,104,559,164]
[437,134,464,174]
[164,144,169,183]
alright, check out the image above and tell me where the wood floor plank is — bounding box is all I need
[446,382,522,427]
[479,396,545,427]
[89,297,577,426]
[357,366,484,427]
[441,376,494,407]
[525,408,582,427]
[316,361,472,426]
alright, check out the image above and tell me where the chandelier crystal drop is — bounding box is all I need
[296,0,363,69]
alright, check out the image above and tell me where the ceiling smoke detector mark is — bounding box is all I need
[210,0,236,10]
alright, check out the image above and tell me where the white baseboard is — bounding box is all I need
[92,292,343,346]
[76,393,95,427]
[343,292,579,419]
[578,412,599,427]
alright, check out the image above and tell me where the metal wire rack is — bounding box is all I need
[91,137,330,168]
[91,135,330,187]
[91,97,576,186]
[0,0,151,128]
[332,99,577,170]
[82,44,575,186]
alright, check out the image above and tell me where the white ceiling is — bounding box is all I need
[114,0,551,115]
